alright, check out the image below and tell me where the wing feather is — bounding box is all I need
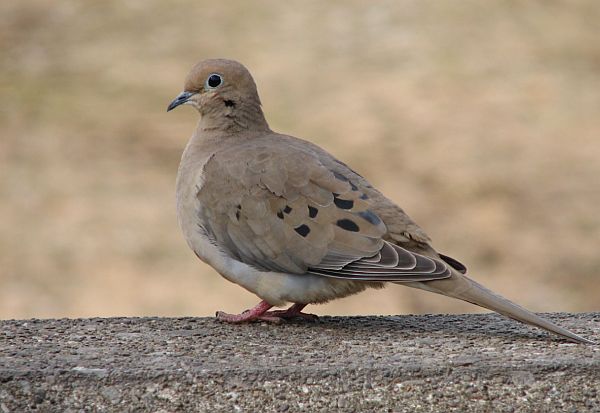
[196,138,452,283]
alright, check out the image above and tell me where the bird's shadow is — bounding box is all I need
[277,313,592,344]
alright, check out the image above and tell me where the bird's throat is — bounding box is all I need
[199,100,270,133]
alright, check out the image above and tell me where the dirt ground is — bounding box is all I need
[1,1,599,319]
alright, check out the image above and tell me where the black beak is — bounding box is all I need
[167,91,195,112]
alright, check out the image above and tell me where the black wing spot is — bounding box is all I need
[237,204,241,210]
[359,193,369,200]
[349,181,358,191]
[294,224,311,237]
[337,219,359,232]
[283,205,292,214]
[358,210,381,225]
[308,205,318,218]
[332,170,349,181]
[334,197,354,210]
[277,211,284,219]
[235,210,240,220]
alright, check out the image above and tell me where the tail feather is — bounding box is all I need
[404,271,595,344]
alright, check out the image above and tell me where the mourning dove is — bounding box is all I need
[167,58,593,344]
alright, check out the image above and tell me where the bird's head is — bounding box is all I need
[167,58,269,131]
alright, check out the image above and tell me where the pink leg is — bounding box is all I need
[264,303,319,321]
[216,302,318,323]
[216,300,281,324]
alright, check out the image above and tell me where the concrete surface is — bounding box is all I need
[0,313,598,412]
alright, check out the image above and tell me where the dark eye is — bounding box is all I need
[206,74,222,88]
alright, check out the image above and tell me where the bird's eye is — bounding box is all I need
[206,74,223,89]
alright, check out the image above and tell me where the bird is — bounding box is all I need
[167,58,594,344]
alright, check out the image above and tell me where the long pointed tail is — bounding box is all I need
[404,271,595,344]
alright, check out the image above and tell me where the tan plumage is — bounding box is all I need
[168,58,594,344]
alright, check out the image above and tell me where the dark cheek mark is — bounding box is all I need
[337,219,360,232]
[224,99,236,107]
[308,205,318,218]
[333,196,354,210]
[294,224,311,237]
[358,210,381,225]
[283,205,292,214]
[277,211,284,219]
[235,210,240,220]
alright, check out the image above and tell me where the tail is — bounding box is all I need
[404,271,595,344]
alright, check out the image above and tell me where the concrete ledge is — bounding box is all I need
[0,313,598,412]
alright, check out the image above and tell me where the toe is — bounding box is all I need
[215,311,247,323]
[257,315,284,324]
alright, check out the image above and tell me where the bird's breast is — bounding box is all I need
[175,152,212,260]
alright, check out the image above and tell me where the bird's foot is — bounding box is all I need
[215,302,317,323]
[216,311,283,323]
[216,300,281,324]
[264,303,319,322]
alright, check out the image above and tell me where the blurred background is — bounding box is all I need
[1,1,599,320]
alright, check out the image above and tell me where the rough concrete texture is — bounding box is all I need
[0,313,598,412]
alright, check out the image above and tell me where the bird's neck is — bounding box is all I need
[198,99,270,134]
